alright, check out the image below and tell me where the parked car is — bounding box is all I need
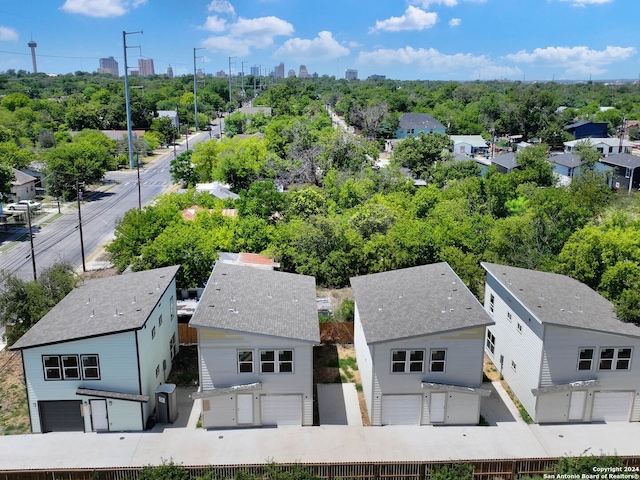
[6,200,42,211]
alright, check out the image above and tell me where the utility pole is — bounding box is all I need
[228,56,236,110]
[76,180,86,272]
[193,47,205,132]
[241,61,247,100]
[123,30,143,169]
[26,206,36,281]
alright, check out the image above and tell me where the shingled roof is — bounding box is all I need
[350,263,493,344]
[398,113,445,131]
[189,262,319,343]
[482,262,640,338]
[11,265,181,350]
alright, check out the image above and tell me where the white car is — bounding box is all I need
[6,200,42,211]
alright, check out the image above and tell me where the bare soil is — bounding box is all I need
[0,349,30,435]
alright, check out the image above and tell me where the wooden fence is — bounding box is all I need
[319,322,354,344]
[178,323,198,344]
[2,457,640,480]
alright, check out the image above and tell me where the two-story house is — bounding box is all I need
[482,262,640,423]
[350,263,493,426]
[189,262,319,428]
[396,113,446,139]
[10,266,181,433]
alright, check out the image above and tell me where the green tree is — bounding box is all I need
[391,132,453,178]
[170,150,197,187]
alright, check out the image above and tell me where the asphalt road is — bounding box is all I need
[0,131,212,281]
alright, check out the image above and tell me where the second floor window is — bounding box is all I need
[577,348,594,371]
[238,350,254,373]
[599,347,632,371]
[430,349,446,372]
[260,350,294,374]
[391,350,425,373]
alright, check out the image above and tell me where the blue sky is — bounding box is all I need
[0,0,639,81]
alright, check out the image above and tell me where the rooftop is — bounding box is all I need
[350,263,493,344]
[189,263,319,343]
[482,262,640,338]
[11,265,181,350]
[398,113,445,131]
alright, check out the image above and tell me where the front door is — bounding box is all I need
[90,399,109,431]
[568,391,586,421]
[236,394,254,425]
[430,392,446,423]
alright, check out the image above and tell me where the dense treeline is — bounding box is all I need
[2,72,640,323]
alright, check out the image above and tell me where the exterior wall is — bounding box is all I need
[396,127,446,139]
[453,142,473,155]
[483,276,544,422]
[136,277,179,424]
[197,329,314,427]
[353,306,374,423]
[570,124,608,139]
[22,331,142,433]
[553,164,571,177]
[535,325,640,423]
[369,327,486,425]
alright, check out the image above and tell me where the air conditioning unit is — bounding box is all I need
[615,182,620,189]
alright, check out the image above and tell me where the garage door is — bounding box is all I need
[592,392,633,422]
[381,395,421,425]
[39,400,84,433]
[261,395,302,426]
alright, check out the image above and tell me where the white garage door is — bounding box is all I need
[261,395,302,426]
[592,391,633,422]
[381,395,421,425]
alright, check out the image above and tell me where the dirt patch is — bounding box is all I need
[316,286,353,312]
[314,344,370,426]
[0,349,30,435]
[167,345,199,387]
[483,354,501,382]
[81,267,119,280]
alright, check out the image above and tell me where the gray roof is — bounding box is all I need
[11,265,181,350]
[11,168,37,186]
[398,113,445,131]
[599,153,640,169]
[189,263,319,343]
[550,152,581,168]
[482,262,640,338]
[210,184,239,200]
[350,263,493,344]
[491,152,518,170]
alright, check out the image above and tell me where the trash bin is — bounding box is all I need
[155,383,178,424]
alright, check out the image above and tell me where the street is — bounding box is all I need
[0,131,212,281]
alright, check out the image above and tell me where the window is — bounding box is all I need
[238,350,254,373]
[599,347,632,371]
[163,359,167,371]
[158,314,163,327]
[430,349,446,372]
[489,294,495,314]
[81,355,100,379]
[486,330,496,355]
[61,355,80,380]
[259,349,294,374]
[170,296,175,320]
[44,355,100,380]
[43,356,61,380]
[391,350,425,373]
[625,167,632,178]
[577,348,594,371]
[151,326,156,339]
[169,334,176,360]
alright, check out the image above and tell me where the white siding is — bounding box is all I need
[196,329,314,427]
[483,279,544,422]
[369,327,486,425]
[22,332,141,433]
[353,306,374,424]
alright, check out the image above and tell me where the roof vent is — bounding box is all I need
[90,309,95,318]
[132,296,136,304]
[86,297,91,304]
[228,308,238,314]
[208,304,215,308]
[441,310,446,314]
[449,308,454,313]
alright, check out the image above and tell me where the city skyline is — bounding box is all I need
[0,1,639,82]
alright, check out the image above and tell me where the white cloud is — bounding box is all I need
[60,0,145,17]
[371,6,438,33]
[0,26,18,42]
[207,0,235,15]
[505,45,636,76]
[202,15,293,56]
[559,0,612,6]
[275,31,349,61]
[412,0,458,6]
[356,46,520,79]
[201,15,227,32]
[449,18,461,26]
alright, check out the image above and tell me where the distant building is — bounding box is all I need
[250,65,260,77]
[166,65,173,78]
[299,64,310,78]
[367,74,386,80]
[98,56,119,76]
[274,62,285,79]
[137,58,155,76]
[196,69,204,78]
[28,40,38,74]
[287,69,296,78]
[345,69,358,80]
[215,70,228,78]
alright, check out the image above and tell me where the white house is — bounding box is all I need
[450,135,488,157]
[564,138,633,156]
[350,263,493,426]
[189,262,319,428]
[10,266,181,433]
[482,262,640,423]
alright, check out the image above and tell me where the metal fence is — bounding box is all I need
[2,457,640,480]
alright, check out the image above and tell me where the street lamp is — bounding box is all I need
[193,47,205,132]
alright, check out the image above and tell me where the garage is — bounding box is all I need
[381,395,422,425]
[39,400,84,433]
[591,391,633,422]
[261,395,302,426]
